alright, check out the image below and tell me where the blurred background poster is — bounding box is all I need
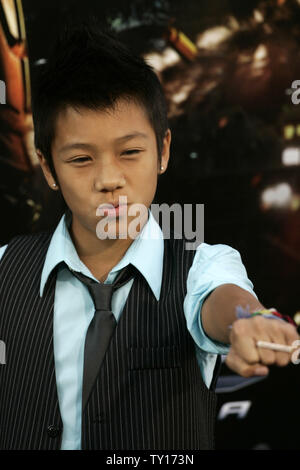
[1,0,300,449]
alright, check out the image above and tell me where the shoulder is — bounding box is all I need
[187,241,255,297]
[196,242,241,257]
[191,242,244,269]
[0,231,53,262]
[188,241,250,288]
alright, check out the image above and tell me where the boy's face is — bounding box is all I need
[38,99,171,243]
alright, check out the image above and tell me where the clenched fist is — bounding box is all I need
[225,316,300,377]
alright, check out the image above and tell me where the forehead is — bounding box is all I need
[52,99,155,148]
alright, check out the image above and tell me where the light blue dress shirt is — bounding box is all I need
[0,209,257,450]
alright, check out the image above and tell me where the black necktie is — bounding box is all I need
[68,263,136,411]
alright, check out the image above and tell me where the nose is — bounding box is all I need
[94,157,126,193]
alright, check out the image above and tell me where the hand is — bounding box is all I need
[225,316,300,377]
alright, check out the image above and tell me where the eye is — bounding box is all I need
[71,156,91,163]
[121,149,142,157]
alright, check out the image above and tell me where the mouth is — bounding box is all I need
[96,202,128,218]
[100,202,121,208]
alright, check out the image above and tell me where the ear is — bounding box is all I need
[36,150,58,190]
[158,129,171,174]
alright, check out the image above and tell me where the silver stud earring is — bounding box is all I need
[161,165,164,170]
[52,183,57,188]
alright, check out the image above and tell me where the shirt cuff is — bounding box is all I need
[186,279,258,355]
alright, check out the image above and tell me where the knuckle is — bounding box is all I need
[251,316,260,327]
[252,315,266,325]
[252,315,268,332]
[269,320,282,333]
[286,324,299,339]
[231,319,248,336]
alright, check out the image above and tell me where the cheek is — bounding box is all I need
[57,174,89,211]
[137,156,159,180]
[136,166,157,187]
[58,167,89,193]
[140,170,159,203]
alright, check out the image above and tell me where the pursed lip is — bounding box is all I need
[96,201,129,216]
[99,201,129,208]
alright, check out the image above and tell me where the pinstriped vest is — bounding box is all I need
[0,231,219,450]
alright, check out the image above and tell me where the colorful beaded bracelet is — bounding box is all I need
[235,305,297,327]
[251,308,297,327]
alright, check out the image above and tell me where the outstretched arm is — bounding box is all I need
[201,283,300,376]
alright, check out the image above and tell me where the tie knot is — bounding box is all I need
[68,263,136,312]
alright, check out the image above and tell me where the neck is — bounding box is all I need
[69,212,149,274]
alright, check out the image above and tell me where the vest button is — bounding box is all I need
[92,414,104,423]
[47,424,61,438]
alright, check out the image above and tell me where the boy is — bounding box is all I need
[0,21,298,450]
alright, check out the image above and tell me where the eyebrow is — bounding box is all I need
[115,132,148,142]
[58,132,148,153]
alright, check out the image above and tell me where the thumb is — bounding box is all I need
[225,350,269,377]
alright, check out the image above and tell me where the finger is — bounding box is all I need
[267,320,293,366]
[254,319,300,366]
[229,319,261,364]
[225,348,269,378]
[251,316,287,365]
[237,316,277,365]
[256,341,276,365]
[282,322,300,345]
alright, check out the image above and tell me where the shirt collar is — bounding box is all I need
[40,208,164,301]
